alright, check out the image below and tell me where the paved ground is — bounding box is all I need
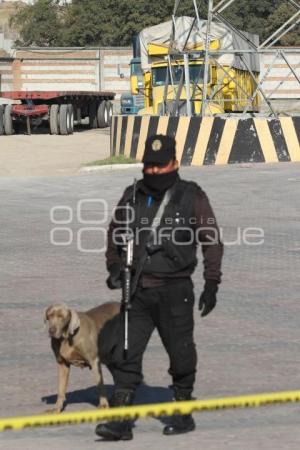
[0,127,110,177]
[0,162,300,449]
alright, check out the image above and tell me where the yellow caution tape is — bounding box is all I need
[1,390,300,432]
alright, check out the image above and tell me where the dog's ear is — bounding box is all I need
[67,309,80,336]
[43,306,52,324]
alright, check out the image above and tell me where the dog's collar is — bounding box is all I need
[62,325,80,340]
[71,326,80,337]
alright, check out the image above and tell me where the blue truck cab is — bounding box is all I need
[121,57,144,115]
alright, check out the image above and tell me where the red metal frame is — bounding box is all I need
[12,104,49,117]
[0,91,115,100]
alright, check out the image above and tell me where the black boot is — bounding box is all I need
[163,390,195,436]
[95,389,134,441]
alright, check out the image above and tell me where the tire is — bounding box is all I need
[49,104,60,135]
[67,104,74,135]
[59,104,69,135]
[97,101,107,128]
[105,101,113,127]
[89,101,98,129]
[0,105,4,135]
[4,104,14,135]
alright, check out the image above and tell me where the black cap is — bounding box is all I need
[142,134,176,165]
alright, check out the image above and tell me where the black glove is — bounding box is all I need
[199,280,219,317]
[106,263,122,290]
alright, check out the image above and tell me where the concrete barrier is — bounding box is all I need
[111,115,300,165]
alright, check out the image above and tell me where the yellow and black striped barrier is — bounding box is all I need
[1,390,300,432]
[111,115,300,165]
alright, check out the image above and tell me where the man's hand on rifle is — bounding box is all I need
[106,263,122,289]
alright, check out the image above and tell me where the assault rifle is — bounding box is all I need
[121,179,137,359]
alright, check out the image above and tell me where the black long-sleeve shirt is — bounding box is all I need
[106,177,223,286]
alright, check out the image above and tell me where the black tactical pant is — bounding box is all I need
[110,278,197,396]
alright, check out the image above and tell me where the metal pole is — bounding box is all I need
[212,0,228,13]
[259,10,300,48]
[173,0,181,15]
[287,0,300,10]
[242,51,279,114]
[214,12,257,50]
[172,69,184,115]
[162,57,170,115]
[215,0,236,14]
[182,17,196,51]
[191,62,206,104]
[26,116,31,135]
[167,54,177,111]
[201,0,213,116]
[238,54,277,116]
[98,49,101,90]
[168,55,175,87]
[192,0,205,43]
[180,49,300,54]
[183,53,192,115]
[161,5,179,115]
[280,51,300,84]
[255,50,287,106]
[170,14,177,53]
[265,20,300,48]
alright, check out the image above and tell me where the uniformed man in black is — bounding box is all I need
[95,134,223,440]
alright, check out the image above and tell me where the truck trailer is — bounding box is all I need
[0,90,115,135]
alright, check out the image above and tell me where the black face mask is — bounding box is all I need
[143,169,179,193]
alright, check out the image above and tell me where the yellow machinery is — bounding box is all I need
[138,18,261,116]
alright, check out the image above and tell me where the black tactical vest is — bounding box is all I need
[123,179,201,276]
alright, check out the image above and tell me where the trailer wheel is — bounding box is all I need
[67,104,74,135]
[89,101,98,129]
[4,104,14,135]
[106,101,113,127]
[59,104,69,135]
[0,105,4,135]
[50,104,60,135]
[97,101,108,128]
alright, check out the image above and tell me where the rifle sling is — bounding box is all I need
[130,182,177,296]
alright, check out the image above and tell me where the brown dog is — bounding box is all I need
[44,302,120,413]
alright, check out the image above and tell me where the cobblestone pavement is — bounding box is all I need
[0,162,300,449]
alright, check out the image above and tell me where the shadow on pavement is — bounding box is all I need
[42,383,174,425]
[14,122,97,135]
